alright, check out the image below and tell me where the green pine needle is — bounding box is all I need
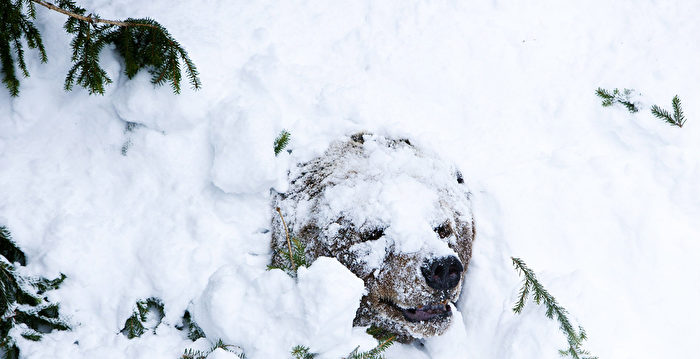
[511,257,597,359]
[122,314,146,339]
[274,130,291,156]
[121,297,164,339]
[181,348,208,359]
[345,334,395,359]
[291,345,317,359]
[0,226,26,266]
[595,87,638,113]
[182,338,246,359]
[1,0,201,96]
[177,310,206,341]
[0,0,47,96]
[0,225,70,359]
[268,237,309,277]
[651,95,686,128]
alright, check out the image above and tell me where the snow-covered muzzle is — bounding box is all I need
[271,133,474,342]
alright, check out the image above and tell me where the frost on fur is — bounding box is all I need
[271,133,475,342]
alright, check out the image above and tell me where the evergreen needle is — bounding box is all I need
[511,257,597,359]
[651,95,686,128]
[595,87,638,113]
[1,226,69,359]
[274,130,291,156]
[1,0,201,96]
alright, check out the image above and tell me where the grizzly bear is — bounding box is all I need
[270,133,475,342]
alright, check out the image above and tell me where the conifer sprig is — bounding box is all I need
[1,225,70,359]
[1,0,201,96]
[0,0,48,96]
[267,237,309,276]
[274,130,291,156]
[182,339,245,359]
[595,87,638,113]
[650,95,686,128]
[345,334,395,359]
[177,310,205,341]
[120,297,164,339]
[511,257,597,359]
[291,345,317,359]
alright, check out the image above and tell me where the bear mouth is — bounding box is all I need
[383,299,452,322]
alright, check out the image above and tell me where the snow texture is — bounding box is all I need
[1,0,699,358]
[192,257,364,358]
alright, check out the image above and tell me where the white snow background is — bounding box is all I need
[1,0,699,358]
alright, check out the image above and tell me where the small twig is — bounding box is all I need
[276,207,295,271]
[31,0,159,29]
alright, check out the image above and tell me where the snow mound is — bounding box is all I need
[193,257,364,358]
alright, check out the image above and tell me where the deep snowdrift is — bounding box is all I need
[1,1,699,358]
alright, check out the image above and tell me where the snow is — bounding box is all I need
[309,136,469,256]
[1,0,699,358]
[192,257,364,358]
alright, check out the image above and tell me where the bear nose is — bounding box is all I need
[421,256,463,290]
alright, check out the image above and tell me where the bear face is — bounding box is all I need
[271,133,474,342]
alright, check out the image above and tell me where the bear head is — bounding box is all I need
[271,133,474,342]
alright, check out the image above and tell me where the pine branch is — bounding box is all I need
[365,326,396,342]
[594,87,614,107]
[291,345,317,359]
[345,335,395,359]
[1,0,201,96]
[0,226,26,266]
[274,130,291,156]
[120,297,164,339]
[267,236,309,277]
[511,257,597,359]
[35,0,159,29]
[181,348,208,359]
[651,95,686,128]
[177,310,205,341]
[0,0,47,96]
[672,95,686,127]
[595,87,638,113]
[0,226,69,359]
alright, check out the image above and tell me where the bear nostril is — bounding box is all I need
[422,256,463,291]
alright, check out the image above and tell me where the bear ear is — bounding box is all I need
[455,170,464,184]
[351,132,368,144]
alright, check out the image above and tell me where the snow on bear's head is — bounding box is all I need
[271,133,474,342]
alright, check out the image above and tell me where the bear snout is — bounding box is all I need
[421,256,463,291]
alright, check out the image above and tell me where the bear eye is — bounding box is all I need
[361,228,385,241]
[434,222,453,239]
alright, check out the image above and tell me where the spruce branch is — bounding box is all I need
[177,310,205,341]
[511,257,597,359]
[182,339,246,359]
[595,87,638,113]
[1,226,69,359]
[0,226,26,266]
[345,334,395,359]
[120,297,164,339]
[291,345,317,359]
[181,348,208,359]
[1,0,201,96]
[0,0,47,96]
[267,237,309,277]
[274,130,291,156]
[651,95,686,127]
